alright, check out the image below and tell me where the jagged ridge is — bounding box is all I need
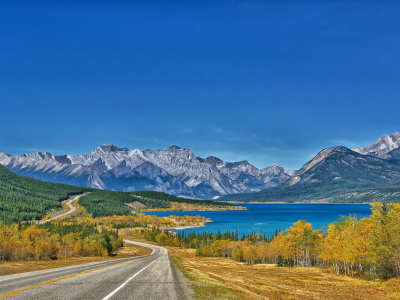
[0,145,294,199]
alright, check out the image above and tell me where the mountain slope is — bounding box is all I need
[0,145,295,199]
[0,164,89,223]
[388,147,400,159]
[219,146,400,203]
[0,163,235,223]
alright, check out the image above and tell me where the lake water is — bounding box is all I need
[143,203,372,237]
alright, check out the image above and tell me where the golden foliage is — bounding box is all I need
[168,246,400,300]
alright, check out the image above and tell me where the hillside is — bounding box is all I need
[0,165,235,223]
[218,146,400,203]
[0,164,89,223]
[79,190,235,217]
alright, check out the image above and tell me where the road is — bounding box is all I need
[0,240,193,300]
[38,192,90,224]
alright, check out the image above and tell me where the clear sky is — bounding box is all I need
[1,1,399,170]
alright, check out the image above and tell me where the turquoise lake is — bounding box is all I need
[143,203,372,237]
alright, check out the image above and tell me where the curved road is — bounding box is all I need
[38,192,90,224]
[0,240,193,299]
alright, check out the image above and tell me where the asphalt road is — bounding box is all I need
[0,240,193,300]
[38,192,91,224]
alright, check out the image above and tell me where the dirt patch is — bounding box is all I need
[125,201,147,212]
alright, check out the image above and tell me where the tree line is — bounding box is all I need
[139,202,400,280]
[0,219,123,262]
[79,190,236,218]
[0,210,209,263]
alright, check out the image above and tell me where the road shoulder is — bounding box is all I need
[124,239,194,300]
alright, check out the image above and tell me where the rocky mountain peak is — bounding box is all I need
[166,145,181,151]
[260,164,296,176]
[97,144,129,153]
[353,132,400,158]
[219,141,400,203]
[203,156,223,165]
[128,148,144,156]
[261,164,282,172]
[0,144,293,199]
[295,146,352,177]
[21,151,54,161]
[0,152,10,162]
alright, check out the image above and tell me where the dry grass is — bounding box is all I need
[167,247,400,300]
[0,243,151,276]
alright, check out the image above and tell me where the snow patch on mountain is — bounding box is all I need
[0,144,295,199]
[353,132,400,158]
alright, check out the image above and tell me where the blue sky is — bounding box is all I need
[1,1,399,169]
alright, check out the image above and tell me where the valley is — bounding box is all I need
[3,2,399,298]
[2,132,400,299]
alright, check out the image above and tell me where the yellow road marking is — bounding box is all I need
[0,257,145,298]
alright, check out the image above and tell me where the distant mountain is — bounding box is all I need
[0,145,295,199]
[353,132,400,158]
[218,146,400,203]
[0,163,234,223]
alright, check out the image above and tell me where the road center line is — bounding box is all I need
[102,256,162,300]
[0,256,149,298]
[0,252,154,283]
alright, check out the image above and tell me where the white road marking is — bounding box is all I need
[101,256,162,300]
[0,250,154,283]
[0,241,156,284]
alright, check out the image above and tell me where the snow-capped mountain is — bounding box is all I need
[219,146,400,203]
[353,132,400,158]
[0,144,295,199]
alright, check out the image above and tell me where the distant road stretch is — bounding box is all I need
[38,192,90,224]
[0,240,193,300]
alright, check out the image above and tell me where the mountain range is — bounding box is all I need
[2,132,400,203]
[219,132,400,203]
[0,145,294,199]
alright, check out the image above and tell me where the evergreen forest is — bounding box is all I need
[79,190,235,217]
[0,165,90,223]
[0,165,233,223]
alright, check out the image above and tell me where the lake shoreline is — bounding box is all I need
[228,201,371,205]
[144,203,373,236]
[139,207,247,213]
[170,218,212,230]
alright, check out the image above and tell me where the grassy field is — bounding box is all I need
[0,243,151,276]
[168,247,400,300]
